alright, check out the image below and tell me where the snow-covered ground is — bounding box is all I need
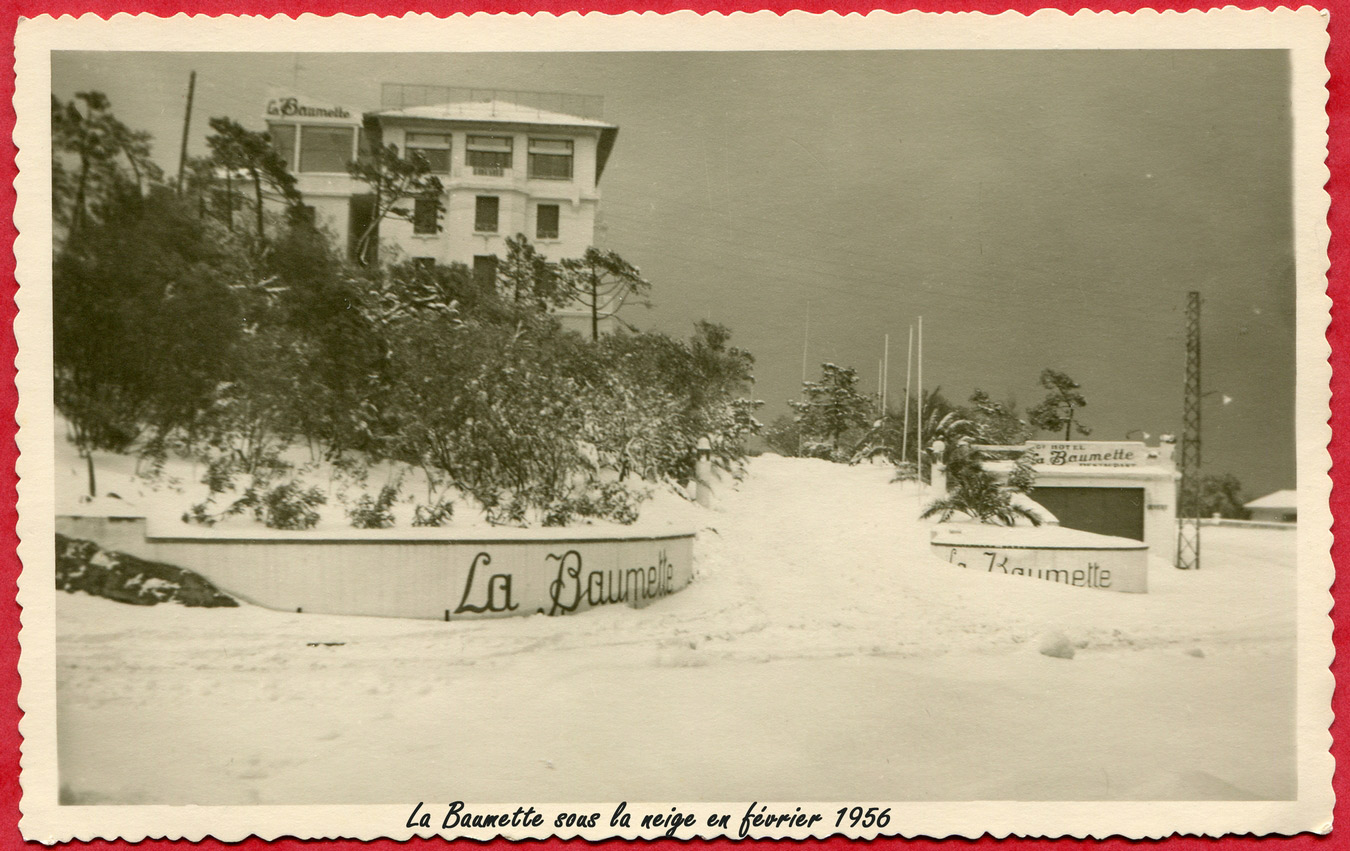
[55,455,1297,804]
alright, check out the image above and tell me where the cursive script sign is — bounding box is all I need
[263,90,359,123]
[545,549,677,615]
[1026,440,1146,468]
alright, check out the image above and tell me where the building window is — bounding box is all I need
[268,124,297,171]
[413,198,440,234]
[467,135,513,175]
[536,204,560,240]
[406,133,451,173]
[473,255,499,288]
[299,125,356,173]
[412,257,436,271]
[474,196,499,233]
[528,138,573,180]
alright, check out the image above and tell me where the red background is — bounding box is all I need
[2,0,1343,848]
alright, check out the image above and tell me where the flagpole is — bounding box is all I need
[882,333,890,413]
[801,302,811,385]
[917,316,924,498]
[878,358,884,414]
[901,325,913,465]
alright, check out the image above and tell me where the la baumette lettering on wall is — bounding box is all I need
[453,547,679,618]
[945,548,1112,589]
[1026,440,1147,468]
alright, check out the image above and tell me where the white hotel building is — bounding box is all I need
[263,85,619,323]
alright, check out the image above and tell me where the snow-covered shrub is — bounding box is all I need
[253,481,327,530]
[411,499,454,527]
[56,533,237,607]
[763,414,801,457]
[1007,449,1038,494]
[541,481,647,527]
[584,323,761,485]
[890,461,920,482]
[483,493,529,527]
[588,481,646,525]
[347,483,399,529]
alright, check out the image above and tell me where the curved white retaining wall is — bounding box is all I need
[57,516,695,620]
[930,524,1148,593]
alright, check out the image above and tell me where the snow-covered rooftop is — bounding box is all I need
[1244,489,1298,510]
[371,100,620,183]
[372,100,616,129]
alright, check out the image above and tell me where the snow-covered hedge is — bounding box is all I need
[56,533,238,607]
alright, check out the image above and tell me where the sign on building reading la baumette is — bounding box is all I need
[1025,441,1147,468]
[263,88,361,124]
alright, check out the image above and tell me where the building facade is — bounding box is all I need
[1244,489,1297,523]
[262,87,619,330]
[980,439,1179,568]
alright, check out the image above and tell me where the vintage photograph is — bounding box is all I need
[15,9,1333,842]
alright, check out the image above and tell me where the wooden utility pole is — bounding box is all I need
[176,70,196,195]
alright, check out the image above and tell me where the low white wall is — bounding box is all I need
[57,516,695,620]
[931,525,1148,593]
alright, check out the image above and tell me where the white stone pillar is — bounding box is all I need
[695,437,714,508]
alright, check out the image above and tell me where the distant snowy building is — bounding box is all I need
[261,85,619,331]
[1244,489,1297,523]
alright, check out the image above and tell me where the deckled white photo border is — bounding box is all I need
[13,8,1333,842]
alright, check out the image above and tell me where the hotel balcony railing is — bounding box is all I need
[472,165,507,177]
[382,84,604,120]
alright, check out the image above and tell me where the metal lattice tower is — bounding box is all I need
[1176,291,1202,570]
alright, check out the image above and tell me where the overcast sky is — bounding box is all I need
[52,49,1296,497]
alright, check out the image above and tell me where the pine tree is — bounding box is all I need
[790,363,872,460]
[557,248,650,340]
[1029,368,1091,440]
[347,144,444,266]
[206,117,302,249]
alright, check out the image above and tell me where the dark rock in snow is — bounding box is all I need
[55,533,238,608]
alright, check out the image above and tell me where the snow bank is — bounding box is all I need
[53,419,706,535]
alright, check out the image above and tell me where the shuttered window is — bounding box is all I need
[536,204,560,240]
[467,135,512,174]
[528,138,573,180]
[413,198,439,234]
[473,255,499,288]
[474,196,499,232]
[406,133,451,173]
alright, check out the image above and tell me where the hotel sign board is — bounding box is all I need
[1026,440,1148,468]
[263,88,362,125]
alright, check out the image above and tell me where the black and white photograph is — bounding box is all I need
[15,9,1334,842]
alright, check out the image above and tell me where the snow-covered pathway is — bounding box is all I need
[55,456,1298,804]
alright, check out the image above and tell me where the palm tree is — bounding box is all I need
[920,465,1042,527]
